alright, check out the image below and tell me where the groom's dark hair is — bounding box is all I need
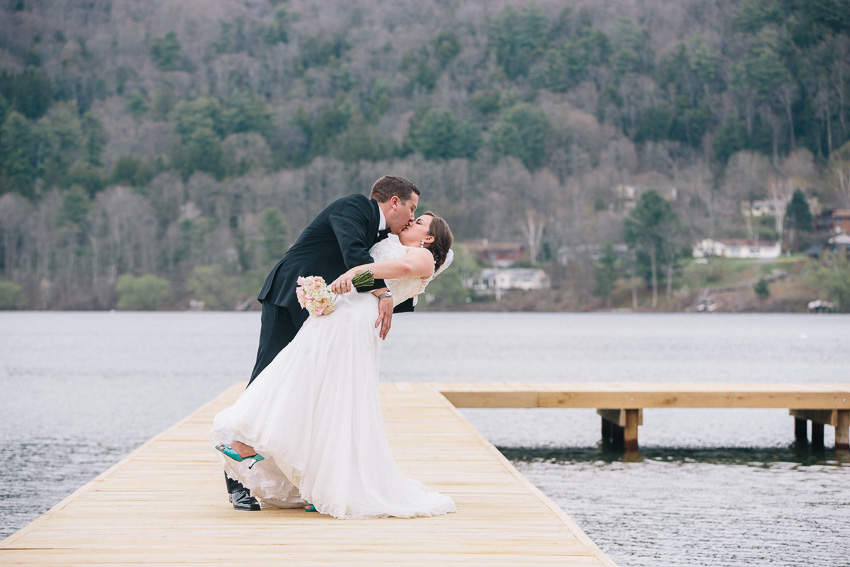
[370,175,420,203]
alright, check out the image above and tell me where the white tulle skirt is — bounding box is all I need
[210,291,456,519]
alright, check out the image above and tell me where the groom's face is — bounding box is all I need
[387,194,419,234]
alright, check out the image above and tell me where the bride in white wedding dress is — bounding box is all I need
[210,212,456,519]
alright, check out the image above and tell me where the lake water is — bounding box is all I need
[1,312,849,566]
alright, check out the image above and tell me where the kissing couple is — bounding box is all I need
[210,175,457,519]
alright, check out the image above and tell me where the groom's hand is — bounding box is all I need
[375,294,394,340]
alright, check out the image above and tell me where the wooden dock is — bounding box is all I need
[436,382,850,451]
[0,382,618,566]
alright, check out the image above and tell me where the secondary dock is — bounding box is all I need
[436,382,850,451]
[0,382,617,566]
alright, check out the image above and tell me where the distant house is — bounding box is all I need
[828,232,850,250]
[476,268,550,292]
[742,196,821,219]
[741,199,784,217]
[465,240,524,268]
[832,209,850,234]
[805,232,850,258]
[815,209,835,231]
[692,239,781,259]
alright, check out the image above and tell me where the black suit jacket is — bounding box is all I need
[258,194,413,329]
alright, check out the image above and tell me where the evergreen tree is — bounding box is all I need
[82,112,105,166]
[433,30,462,66]
[407,109,481,160]
[150,31,182,71]
[258,207,288,266]
[786,189,813,230]
[593,242,619,308]
[490,4,549,79]
[0,111,36,197]
[624,190,678,308]
[489,104,551,170]
[58,184,92,234]
[785,189,813,251]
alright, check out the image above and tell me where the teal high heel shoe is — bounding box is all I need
[215,444,266,469]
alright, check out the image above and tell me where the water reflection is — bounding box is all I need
[504,445,850,567]
[500,445,850,467]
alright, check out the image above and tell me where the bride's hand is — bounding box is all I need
[330,269,357,294]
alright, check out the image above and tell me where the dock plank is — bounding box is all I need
[0,383,616,566]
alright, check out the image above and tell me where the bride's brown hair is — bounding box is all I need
[423,211,453,271]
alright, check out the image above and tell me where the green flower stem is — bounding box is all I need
[351,270,375,288]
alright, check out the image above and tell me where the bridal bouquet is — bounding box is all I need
[296,270,375,317]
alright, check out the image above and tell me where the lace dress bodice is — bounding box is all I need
[369,238,431,307]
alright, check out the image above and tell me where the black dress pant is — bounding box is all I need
[248,301,299,386]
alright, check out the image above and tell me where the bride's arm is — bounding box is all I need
[330,248,433,294]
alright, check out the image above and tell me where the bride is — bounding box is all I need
[210,212,456,520]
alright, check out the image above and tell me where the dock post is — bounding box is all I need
[836,410,850,451]
[794,418,808,444]
[612,423,625,448]
[597,409,642,453]
[624,409,639,452]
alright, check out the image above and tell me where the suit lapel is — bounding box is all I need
[367,198,381,246]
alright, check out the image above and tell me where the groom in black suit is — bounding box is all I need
[225,175,421,511]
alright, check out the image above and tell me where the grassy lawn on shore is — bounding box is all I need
[680,255,804,290]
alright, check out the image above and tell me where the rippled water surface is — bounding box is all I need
[2,312,849,566]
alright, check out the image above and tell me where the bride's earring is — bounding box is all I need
[420,240,425,247]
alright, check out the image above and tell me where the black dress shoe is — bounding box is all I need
[230,487,261,511]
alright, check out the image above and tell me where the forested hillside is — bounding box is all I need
[1,0,849,310]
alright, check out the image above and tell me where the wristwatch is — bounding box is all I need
[377,289,393,301]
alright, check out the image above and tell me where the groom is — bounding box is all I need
[225,174,421,511]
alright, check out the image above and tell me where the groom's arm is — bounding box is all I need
[328,196,376,268]
[328,196,386,289]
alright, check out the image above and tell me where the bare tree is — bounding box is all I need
[678,161,721,268]
[766,177,793,241]
[723,151,772,242]
[835,162,850,209]
[775,83,797,151]
[0,194,34,285]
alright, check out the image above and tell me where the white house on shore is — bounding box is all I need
[692,239,781,259]
[476,268,550,292]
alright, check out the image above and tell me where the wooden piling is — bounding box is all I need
[836,410,850,450]
[624,409,640,452]
[794,417,808,443]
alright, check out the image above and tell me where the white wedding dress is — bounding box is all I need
[210,238,456,519]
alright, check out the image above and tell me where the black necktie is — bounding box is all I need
[376,228,391,242]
